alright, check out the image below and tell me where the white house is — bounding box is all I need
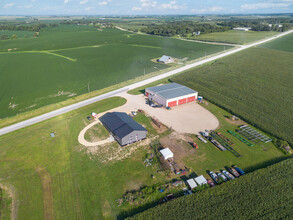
[187,178,198,189]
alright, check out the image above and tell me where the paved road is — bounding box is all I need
[0,30,292,136]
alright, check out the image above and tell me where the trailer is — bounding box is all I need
[210,139,227,151]
[197,135,208,143]
[211,131,241,157]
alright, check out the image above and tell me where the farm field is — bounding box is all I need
[259,32,293,52]
[130,157,293,219]
[172,34,293,145]
[0,30,34,39]
[0,24,231,119]
[0,91,284,219]
[190,30,278,44]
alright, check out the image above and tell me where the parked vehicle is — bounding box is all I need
[166,106,171,110]
[228,167,240,178]
[207,180,215,187]
[217,173,228,182]
[233,166,245,175]
[222,170,235,180]
[188,141,198,149]
[87,116,92,121]
[209,171,219,183]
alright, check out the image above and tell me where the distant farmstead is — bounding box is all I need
[99,112,147,146]
[233,27,252,31]
[157,55,175,64]
[145,83,198,107]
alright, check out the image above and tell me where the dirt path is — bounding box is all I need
[0,183,18,220]
[78,119,110,147]
[35,167,54,220]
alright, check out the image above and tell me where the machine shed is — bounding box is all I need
[145,83,198,107]
[99,112,147,146]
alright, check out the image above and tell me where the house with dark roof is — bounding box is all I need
[99,112,147,146]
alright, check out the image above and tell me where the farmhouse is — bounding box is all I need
[157,55,174,64]
[145,83,198,107]
[99,112,147,146]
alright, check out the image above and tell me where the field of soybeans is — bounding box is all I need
[0,24,230,119]
[172,33,293,145]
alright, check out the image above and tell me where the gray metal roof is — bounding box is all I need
[159,55,172,63]
[99,112,147,139]
[147,83,197,100]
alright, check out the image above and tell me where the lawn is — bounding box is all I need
[0,92,285,219]
[190,30,279,44]
[172,34,293,145]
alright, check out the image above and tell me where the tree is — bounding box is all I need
[0,35,9,40]
[11,34,17,39]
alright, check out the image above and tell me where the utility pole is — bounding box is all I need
[205,51,207,57]
[88,83,90,93]
[144,68,146,76]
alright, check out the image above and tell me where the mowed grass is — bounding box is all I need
[0,96,284,219]
[183,102,284,177]
[172,33,293,145]
[0,25,231,119]
[191,30,278,44]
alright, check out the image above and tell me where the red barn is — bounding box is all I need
[145,83,198,107]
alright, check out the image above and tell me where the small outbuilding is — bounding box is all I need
[157,55,174,64]
[194,175,208,186]
[187,178,198,189]
[99,112,147,146]
[145,83,198,107]
[160,148,174,160]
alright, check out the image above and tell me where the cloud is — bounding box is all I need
[18,4,34,9]
[241,3,291,10]
[80,0,88,4]
[132,6,142,11]
[98,0,112,6]
[140,0,157,8]
[64,0,70,4]
[132,0,184,11]
[191,6,223,13]
[85,6,94,11]
[161,1,186,10]
[3,3,15,9]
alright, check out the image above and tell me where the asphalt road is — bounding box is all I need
[0,30,292,136]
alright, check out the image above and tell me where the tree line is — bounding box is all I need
[141,21,230,37]
[140,19,291,37]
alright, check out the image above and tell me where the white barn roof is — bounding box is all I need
[194,175,207,185]
[146,83,197,100]
[160,148,173,160]
[187,178,198,189]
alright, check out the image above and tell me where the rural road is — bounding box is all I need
[0,30,292,136]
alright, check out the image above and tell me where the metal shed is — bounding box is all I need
[187,178,198,189]
[194,175,208,186]
[145,83,198,107]
[99,112,147,146]
[158,55,174,64]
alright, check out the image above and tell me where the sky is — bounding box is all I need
[0,0,293,15]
